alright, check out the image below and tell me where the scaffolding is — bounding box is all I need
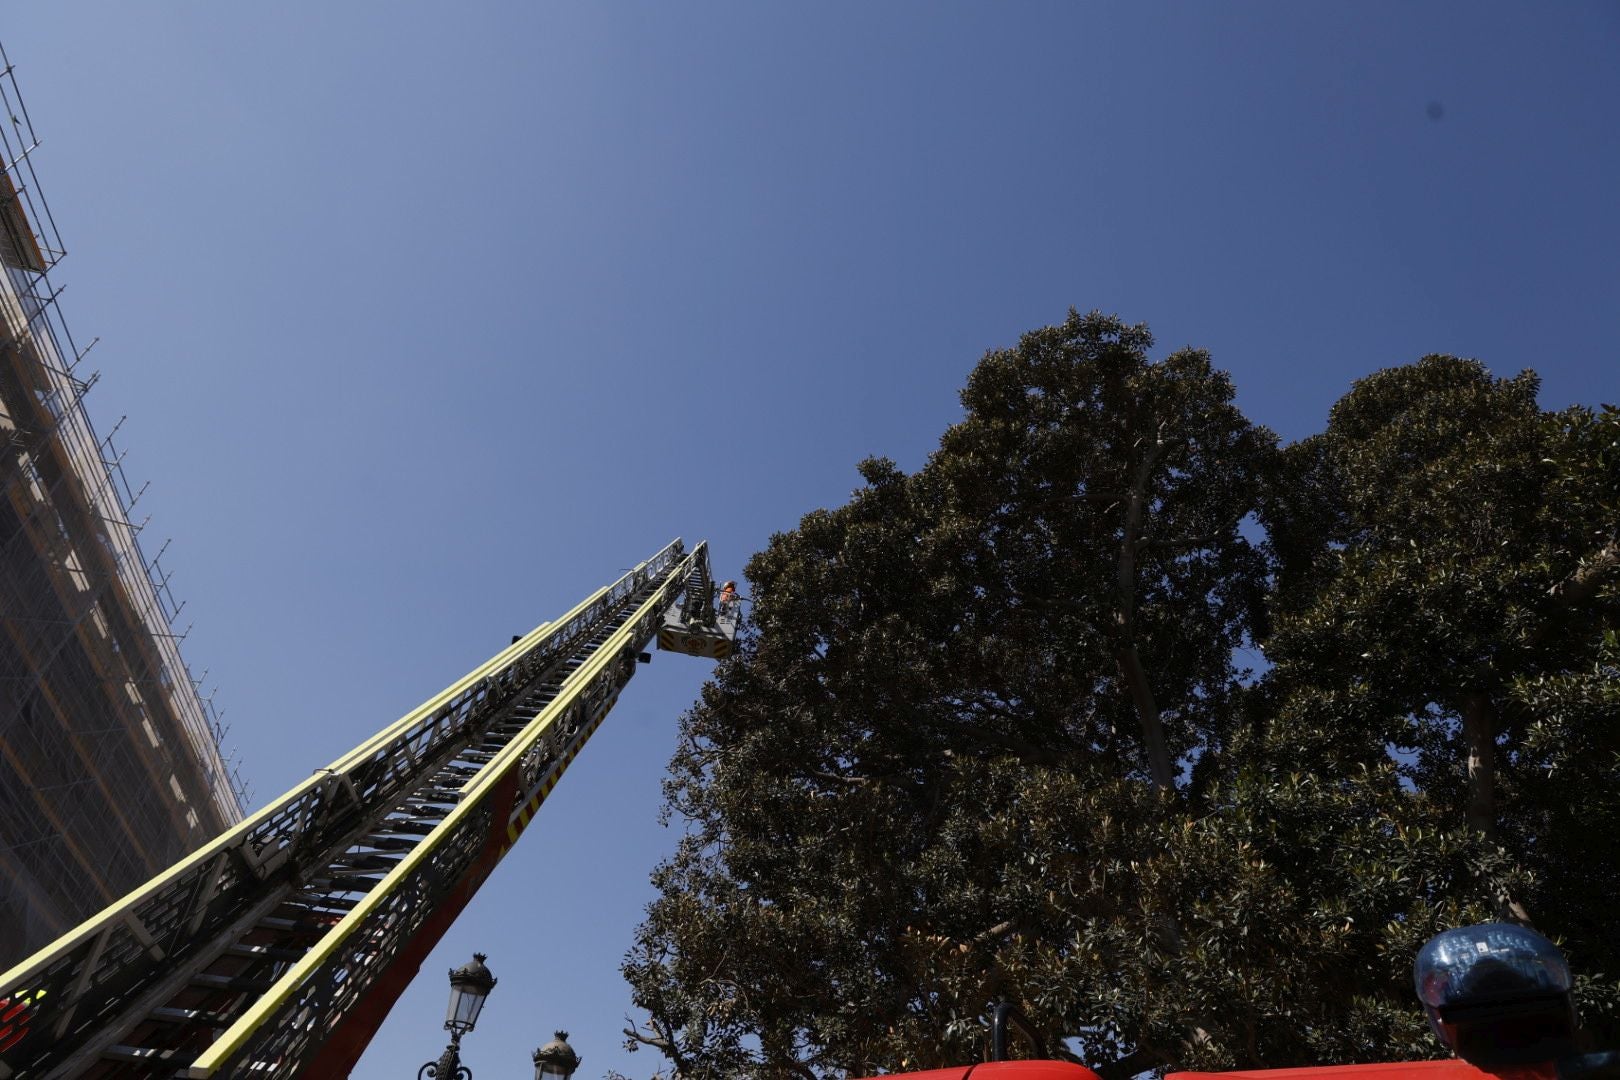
[0,43,247,967]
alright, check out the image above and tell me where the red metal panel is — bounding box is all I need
[973,1064,1104,1080]
[852,1062,1101,1080]
[1169,1061,1557,1080]
[862,1060,1555,1080]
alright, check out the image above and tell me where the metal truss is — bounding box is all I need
[0,539,710,1078]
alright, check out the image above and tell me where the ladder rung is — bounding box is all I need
[257,915,337,936]
[335,852,403,870]
[150,1005,234,1025]
[191,973,276,993]
[298,895,360,912]
[358,837,419,851]
[103,1044,177,1063]
[307,874,384,893]
[376,818,439,833]
[225,943,307,962]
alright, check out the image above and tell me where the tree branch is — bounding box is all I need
[1526,536,1620,650]
[623,1014,695,1078]
[1546,536,1620,611]
[969,917,1020,949]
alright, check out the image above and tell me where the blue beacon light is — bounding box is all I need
[1414,922,1577,1065]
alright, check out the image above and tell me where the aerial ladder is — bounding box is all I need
[0,539,734,1079]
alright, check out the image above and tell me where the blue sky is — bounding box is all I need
[5,3,1618,1076]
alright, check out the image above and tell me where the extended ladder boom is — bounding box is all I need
[0,540,720,1079]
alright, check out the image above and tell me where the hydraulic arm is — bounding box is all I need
[0,539,723,1079]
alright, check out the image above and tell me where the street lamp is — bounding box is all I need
[533,1030,581,1079]
[419,953,498,1080]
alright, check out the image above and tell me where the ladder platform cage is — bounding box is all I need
[656,557,738,660]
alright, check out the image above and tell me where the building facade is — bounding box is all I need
[0,53,244,967]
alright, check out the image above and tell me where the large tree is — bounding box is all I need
[622,319,1617,1078]
[1262,360,1620,1014]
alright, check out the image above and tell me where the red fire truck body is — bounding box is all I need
[860,1059,1554,1080]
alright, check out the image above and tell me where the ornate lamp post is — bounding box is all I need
[533,1030,582,1079]
[418,953,498,1080]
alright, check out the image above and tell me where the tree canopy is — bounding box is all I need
[621,312,1620,1079]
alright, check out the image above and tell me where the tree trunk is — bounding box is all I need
[1460,690,1535,923]
[1119,643,1174,790]
[1115,432,1173,790]
[1460,690,1498,839]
